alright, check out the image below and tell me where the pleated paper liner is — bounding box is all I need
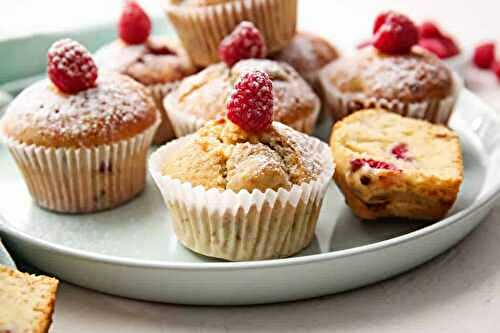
[164,0,297,66]
[149,131,334,261]
[319,71,462,124]
[149,82,180,144]
[3,121,159,214]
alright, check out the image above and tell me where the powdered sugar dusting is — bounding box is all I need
[3,73,157,147]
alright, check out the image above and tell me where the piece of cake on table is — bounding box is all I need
[330,109,463,220]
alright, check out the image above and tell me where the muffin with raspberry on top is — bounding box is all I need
[1,39,159,213]
[331,109,463,221]
[150,70,334,261]
[95,1,196,144]
[320,11,459,124]
[166,22,321,137]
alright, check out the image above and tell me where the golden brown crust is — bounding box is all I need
[94,37,197,86]
[1,73,158,148]
[330,109,463,220]
[271,32,339,85]
[170,59,319,126]
[162,118,322,191]
[0,266,59,333]
[323,46,453,103]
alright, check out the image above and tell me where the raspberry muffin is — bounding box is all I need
[166,59,320,137]
[150,71,333,261]
[320,12,458,124]
[331,109,463,220]
[95,1,197,144]
[164,0,297,66]
[272,32,339,91]
[1,39,159,213]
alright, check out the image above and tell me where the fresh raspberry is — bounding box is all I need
[119,1,151,45]
[146,39,176,55]
[372,12,419,54]
[47,39,98,94]
[419,38,449,59]
[218,21,267,67]
[419,21,442,38]
[227,71,273,132]
[350,158,399,172]
[439,35,460,57]
[391,143,410,160]
[373,12,389,33]
[473,42,495,69]
[491,61,500,81]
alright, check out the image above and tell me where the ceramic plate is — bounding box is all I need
[0,90,499,305]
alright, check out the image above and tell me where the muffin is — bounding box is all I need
[165,59,321,137]
[320,46,459,124]
[150,70,333,261]
[331,109,463,220]
[0,266,58,333]
[1,39,159,213]
[272,31,339,91]
[95,0,197,144]
[164,0,297,66]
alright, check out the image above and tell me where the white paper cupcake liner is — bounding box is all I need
[3,121,159,213]
[149,82,180,144]
[164,0,298,66]
[319,71,462,125]
[165,93,321,138]
[149,133,334,261]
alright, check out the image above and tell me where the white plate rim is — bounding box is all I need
[1,89,499,271]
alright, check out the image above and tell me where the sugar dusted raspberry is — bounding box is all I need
[391,143,410,160]
[119,1,151,45]
[351,158,399,172]
[372,12,419,54]
[218,21,267,67]
[47,39,98,94]
[491,61,500,81]
[373,12,389,33]
[439,36,460,57]
[227,71,273,132]
[419,38,449,59]
[473,42,496,69]
[419,21,442,38]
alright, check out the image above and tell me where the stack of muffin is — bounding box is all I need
[0,2,463,266]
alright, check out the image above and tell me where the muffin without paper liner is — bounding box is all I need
[1,73,160,213]
[150,118,334,261]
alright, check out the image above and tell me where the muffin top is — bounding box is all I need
[1,73,158,148]
[94,37,197,86]
[322,46,454,103]
[272,32,339,84]
[162,117,322,192]
[168,59,319,124]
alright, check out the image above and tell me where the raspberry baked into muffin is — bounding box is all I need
[150,71,333,261]
[164,0,297,66]
[1,39,159,213]
[95,1,196,144]
[320,12,458,124]
[331,109,463,221]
